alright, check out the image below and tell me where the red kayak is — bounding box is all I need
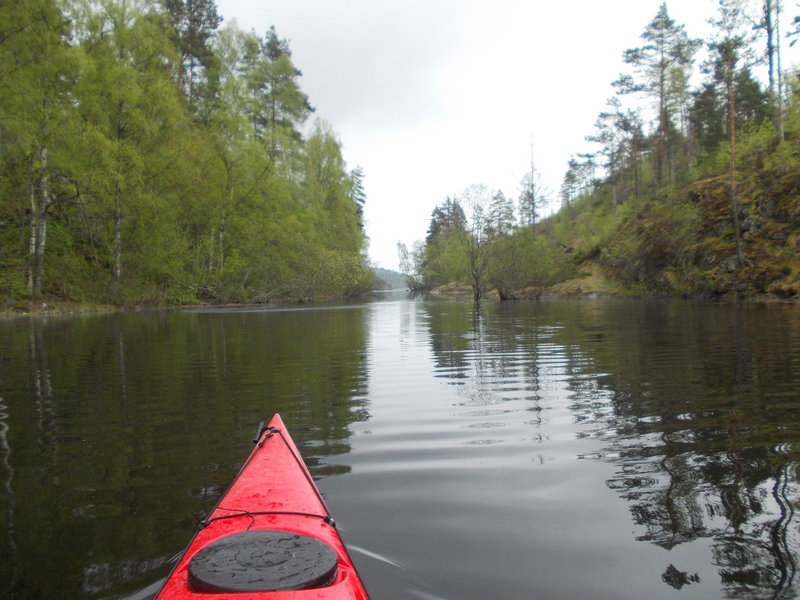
[155,414,369,599]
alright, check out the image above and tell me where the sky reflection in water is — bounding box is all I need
[0,297,799,599]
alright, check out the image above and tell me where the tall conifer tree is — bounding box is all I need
[162,0,222,108]
[614,3,700,185]
[708,0,752,268]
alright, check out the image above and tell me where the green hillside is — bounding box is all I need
[405,3,800,302]
[372,268,408,290]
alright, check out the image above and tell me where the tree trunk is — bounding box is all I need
[27,144,49,298]
[187,54,196,103]
[472,284,481,304]
[727,58,745,268]
[33,203,48,298]
[775,0,785,141]
[763,0,786,142]
[27,184,37,293]
[208,224,216,277]
[217,219,226,275]
[658,61,667,186]
[111,207,123,291]
[766,0,775,103]
[631,135,640,199]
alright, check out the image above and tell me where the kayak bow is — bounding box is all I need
[155,414,369,599]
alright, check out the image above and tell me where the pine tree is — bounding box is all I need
[487,190,515,238]
[242,26,313,161]
[707,0,753,268]
[690,82,726,155]
[752,0,785,139]
[420,197,468,289]
[161,0,222,108]
[518,152,546,226]
[426,197,467,243]
[560,158,581,208]
[587,97,644,202]
[350,165,366,229]
[614,3,700,185]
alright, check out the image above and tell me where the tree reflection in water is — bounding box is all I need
[566,301,800,600]
[426,299,800,599]
[3,299,798,599]
[0,306,372,599]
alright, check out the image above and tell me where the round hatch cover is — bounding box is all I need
[188,530,338,593]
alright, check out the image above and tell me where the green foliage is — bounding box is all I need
[413,189,572,300]
[602,195,700,292]
[487,233,523,299]
[540,2,800,299]
[520,231,569,297]
[162,0,222,108]
[489,228,567,300]
[614,2,700,186]
[0,261,30,304]
[372,267,405,290]
[0,0,369,306]
[421,228,468,289]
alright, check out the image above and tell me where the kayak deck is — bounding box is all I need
[155,414,369,599]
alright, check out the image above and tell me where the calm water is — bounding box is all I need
[1,296,800,599]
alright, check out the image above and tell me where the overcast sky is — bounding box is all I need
[215,0,796,271]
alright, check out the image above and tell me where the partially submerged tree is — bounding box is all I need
[461,184,494,303]
[397,241,425,290]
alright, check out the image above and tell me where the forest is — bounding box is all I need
[403,1,800,302]
[0,0,372,309]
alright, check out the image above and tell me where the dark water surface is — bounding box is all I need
[1,296,800,599]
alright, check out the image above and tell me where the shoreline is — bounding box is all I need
[3,286,798,320]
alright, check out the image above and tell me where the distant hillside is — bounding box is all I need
[372,268,407,290]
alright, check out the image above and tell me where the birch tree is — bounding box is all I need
[460,185,493,303]
[0,0,80,297]
[76,0,184,296]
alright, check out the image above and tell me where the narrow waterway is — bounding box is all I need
[1,296,799,599]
